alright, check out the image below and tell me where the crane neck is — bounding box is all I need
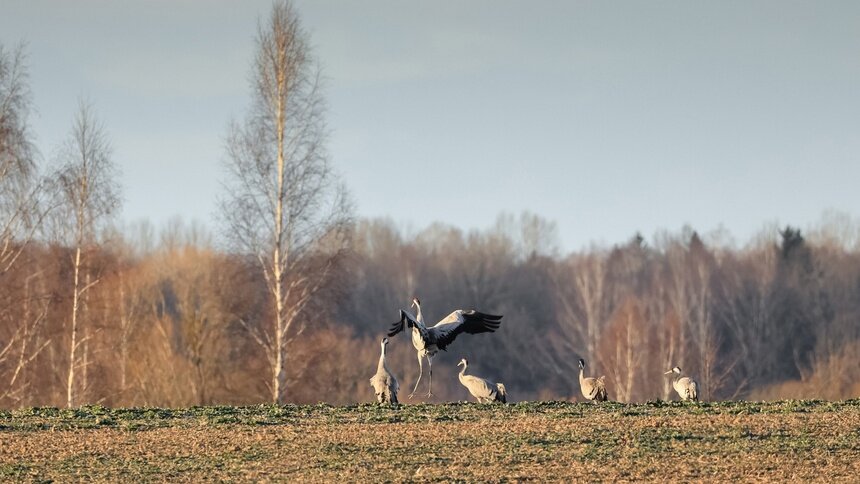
[459,362,467,377]
[414,302,424,324]
[377,343,388,372]
[579,367,585,385]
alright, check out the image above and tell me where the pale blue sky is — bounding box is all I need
[2,1,859,250]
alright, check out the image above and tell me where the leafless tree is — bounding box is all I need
[0,42,59,407]
[552,249,616,372]
[0,271,51,406]
[493,212,560,260]
[102,238,150,405]
[601,298,646,402]
[220,1,351,404]
[642,266,678,400]
[153,232,240,406]
[0,43,55,271]
[55,100,120,407]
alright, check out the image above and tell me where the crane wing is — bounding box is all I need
[428,310,502,350]
[388,309,426,338]
[461,374,496,400]
[584,381,600,400]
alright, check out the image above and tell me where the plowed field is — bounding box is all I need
[1,400,858,482]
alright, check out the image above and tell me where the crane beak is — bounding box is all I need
[664,370,673,375]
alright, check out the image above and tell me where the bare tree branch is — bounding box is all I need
[219,1,351,404]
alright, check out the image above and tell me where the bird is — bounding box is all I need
[388,297,503,398]
[577,358,608,402]
[369,337,399,405]
[457,358,507,403]
[665,366,699,401]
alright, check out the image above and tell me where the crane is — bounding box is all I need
[665,366,699,401]
[578,358,608,402]
[369,337,399,405]
[388,297,502,398]
[457,358,507,403]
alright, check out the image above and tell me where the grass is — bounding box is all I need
[1,399,858,481]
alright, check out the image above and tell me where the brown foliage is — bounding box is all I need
[2,215,860,407]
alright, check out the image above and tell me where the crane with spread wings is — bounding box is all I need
[388,297,503,398]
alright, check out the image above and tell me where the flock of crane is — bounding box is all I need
[370,298,700,405]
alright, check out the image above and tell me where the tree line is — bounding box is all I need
[1,2,858,408]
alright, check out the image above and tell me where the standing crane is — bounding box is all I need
[369,337,399,405]
[665,366,699,401]
[388,297,502,398]
[578,358,608,402]
[457,358,507,403]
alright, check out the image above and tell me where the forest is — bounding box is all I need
[2,4,859,409]
[2,209,859,407]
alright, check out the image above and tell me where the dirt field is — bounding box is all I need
[1,400,858,482]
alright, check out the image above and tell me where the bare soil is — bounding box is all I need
[1,400,858,482]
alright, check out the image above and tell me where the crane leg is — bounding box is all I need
[426,355,434,397]
[409,353,424,399]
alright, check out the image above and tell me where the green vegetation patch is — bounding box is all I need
[1,399,858,432]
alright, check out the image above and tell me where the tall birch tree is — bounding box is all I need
[56,100,119,407]
[221,1,351,404]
